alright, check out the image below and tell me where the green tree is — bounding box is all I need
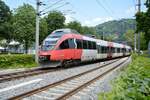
[105,34,117,41]
[46,11,65,34]
[0,0,11,23]
[123,30,146,50]
[82,26,96,35]
[13,4,36,53]
[123,30,135,47]
[0,0,12,42]
[39,17,48,44]
[66,21,83,33]
[140,32,147,50]
[136,0,150,47]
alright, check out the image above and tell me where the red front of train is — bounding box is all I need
[39,29,83,64]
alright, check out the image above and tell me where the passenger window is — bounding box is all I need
[97,45,101,53]
[59,40,69,49]
[101,46,104,53]
[83,40,88,49]
[88,41,92,49]
[118,48,120,52]
[93,42,96,49]
[117,48,119,53]
[107,47,110,53]
[68,39,75,49]
[76,39,83,49]
[112,47,115,53]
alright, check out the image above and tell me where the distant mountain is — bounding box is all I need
[95,19,136,38]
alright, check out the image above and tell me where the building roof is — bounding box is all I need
[0,47,4,50]
[9,41,20,45]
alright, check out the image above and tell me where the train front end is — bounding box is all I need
[39,29,65,67]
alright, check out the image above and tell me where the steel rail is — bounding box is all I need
[0,68,60,83]
[57,57,129,100]
[0,56,129,83]
[8,58,124,100]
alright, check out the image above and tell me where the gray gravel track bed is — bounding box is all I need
[0,57,129,99]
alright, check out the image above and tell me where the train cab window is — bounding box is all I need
[59,40,69,49]
[76,39,83,49]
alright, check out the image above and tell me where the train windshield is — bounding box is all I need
[45,40,57,45]
[41,45,55,51]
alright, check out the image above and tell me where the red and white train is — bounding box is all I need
[39,28,131,67]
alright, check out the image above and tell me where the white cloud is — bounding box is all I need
[83,17,113,26]
[93,17,102,22]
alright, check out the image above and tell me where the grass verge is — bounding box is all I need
[0,54,38,69]
[98,54,150,100]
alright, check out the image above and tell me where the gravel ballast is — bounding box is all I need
[0,57,130,99]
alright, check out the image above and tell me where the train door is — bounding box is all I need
[68,38,76,59]
[58,39,75,60]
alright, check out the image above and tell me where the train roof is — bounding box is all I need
[52,28,79,34]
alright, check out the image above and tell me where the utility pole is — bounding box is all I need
[137,0,141,54]
[134,33,137,51]
[35,0,40,63]
[134,16,136,51]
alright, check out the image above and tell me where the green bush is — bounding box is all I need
[98,54,150,100]
[0,54,38,69]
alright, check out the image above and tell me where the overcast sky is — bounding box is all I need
[3,0,147,26]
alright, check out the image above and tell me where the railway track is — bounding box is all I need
[9,57,129,100]
[0,67,60,83]
[0,56,125,83]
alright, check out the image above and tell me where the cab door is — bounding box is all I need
[59,39,75,60]
[68,38,76,59]
[51,39,75,61]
